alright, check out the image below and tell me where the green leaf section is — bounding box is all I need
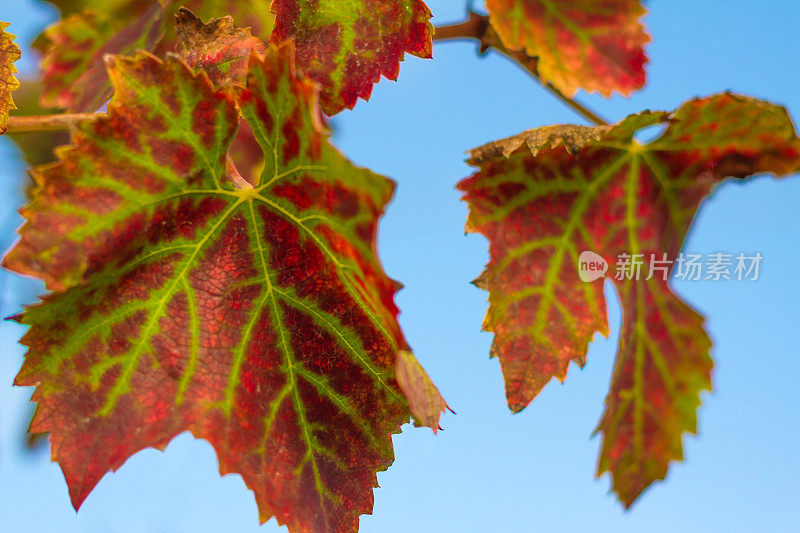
[7,44,444,532]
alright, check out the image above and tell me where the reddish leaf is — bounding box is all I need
[459,93,800,505]
[485,0,649,96]
[175,7,267,87]
[5,44,444,531]
[37,3,166,112]
[35,1,274,111]
[0,22,21,133]
[270,0,433,115]
[45,0,154,18]
[45,0,275,33]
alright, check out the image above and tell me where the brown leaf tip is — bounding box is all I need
[175,8,235,52]
[468,124,610,165]
[174,7,267,87]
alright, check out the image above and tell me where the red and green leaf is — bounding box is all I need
[37,4,166,111]
[458,93,800,505]
[46,0,274,30]
[270,0,433,115]
[45,0,154,18]
[175,7,267,87]
[5,43,444,532]
[36,1,274,111]
[0,22,21,133]
[485,0,649,96]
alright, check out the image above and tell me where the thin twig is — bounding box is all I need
[433,13,487,42]
[433,13,609,126]
[4,113,97,133]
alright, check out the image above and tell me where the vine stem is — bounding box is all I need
[433,13,609,127]
[4,113,97,133]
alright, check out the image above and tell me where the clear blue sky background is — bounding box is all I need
[1,1,798,531]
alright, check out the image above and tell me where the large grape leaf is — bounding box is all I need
[458,93,800,505]
[5,43,445,531]
[0,22,21,133]
[36,0,274,111]
[485,0,649,96]
[270,0,433,115]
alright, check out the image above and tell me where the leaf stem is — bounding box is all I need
[4,113,97,133]
[433,13,609,127]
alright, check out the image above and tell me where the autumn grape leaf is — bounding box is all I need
[5,44,445,531]
[36,3,166,112]
[35,1,274,111]
[0,22,21,133]
[44,0,153,18]
[270,0,433,115]
[36,10,114,110]
[459,93,800,506]
[484,0,649,96]
[175,7,267,87]
[47,0,275,32]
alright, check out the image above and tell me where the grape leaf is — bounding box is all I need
[44,0,274,40]
[484,0,649,96]
[459,93,800,506]
[5,44,445,531]
[270,0,433,115]
[36,1,274,111]
[37,4,166,112]
[175,7,267,87]
[0,22,21,133]
[36,11,112,110]
[45,0,153,18]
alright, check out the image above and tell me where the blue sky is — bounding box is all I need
[0,1,798,531]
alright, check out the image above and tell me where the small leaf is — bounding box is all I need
[270,0,433,115]
[459,93,800,505]
[5,43,444,531]
[485,0,649,96]
[175,7,267,87]
[0,22,21,133]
